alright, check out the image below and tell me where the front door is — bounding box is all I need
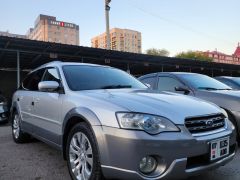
[31,67,63,146]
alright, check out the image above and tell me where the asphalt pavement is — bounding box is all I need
[0,123,239,180]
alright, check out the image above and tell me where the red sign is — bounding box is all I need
[60,22,64,27]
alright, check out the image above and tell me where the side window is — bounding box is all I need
[22,69,45,91]
[141,77,155,89]
[158,76,183,92]
[22,73,34,90]
[221,80,237,89]
[42,68,60,82]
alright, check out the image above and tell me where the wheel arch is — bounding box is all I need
[222,108,240,136]
[62,107,102,160]
[10,102,20,119]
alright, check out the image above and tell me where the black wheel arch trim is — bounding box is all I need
[62,107,103,159]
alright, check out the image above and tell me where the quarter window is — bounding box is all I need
[141,77,155,89]
[42,68,60,82]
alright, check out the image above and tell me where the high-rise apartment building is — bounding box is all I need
[27,14,79,45]
[91,28,142,53]
[0,31,26,39]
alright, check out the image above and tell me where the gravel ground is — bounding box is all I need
[0,123,239,180]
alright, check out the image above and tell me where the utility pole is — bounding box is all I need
[105,0,111,50]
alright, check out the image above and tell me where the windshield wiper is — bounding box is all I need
[101,85,132,89]
[216,88,232,90]
[198,87,231,91]
[198,87,218,90]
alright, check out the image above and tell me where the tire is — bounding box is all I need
[12,111,31,143]
[66,122,104,180]
[227,112,240,143]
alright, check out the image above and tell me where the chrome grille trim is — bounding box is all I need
[185,114,226,135]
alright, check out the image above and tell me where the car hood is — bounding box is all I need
[78,89,221,124]
[195,90,240,111]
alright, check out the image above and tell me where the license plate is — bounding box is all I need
[210,137,229,161]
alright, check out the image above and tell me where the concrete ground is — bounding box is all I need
[0,124,239,180]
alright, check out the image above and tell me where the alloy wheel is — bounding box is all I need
[13,114,20,139]
[69,132,93,180]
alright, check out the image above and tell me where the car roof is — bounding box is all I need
[139,72,200,79]
[159,72,199,75]
[32,61,109,72]
[215,76,236,79]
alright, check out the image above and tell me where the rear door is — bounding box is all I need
[31,67,63,146]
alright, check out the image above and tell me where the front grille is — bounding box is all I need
[185,114,226,134]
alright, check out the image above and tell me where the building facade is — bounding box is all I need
[27,15,79,45]
[203,44,240,65]
[0,31,26,39]
[91,28,142,53]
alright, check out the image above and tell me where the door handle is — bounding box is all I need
[31,101,34,106]
[17,96,23,101]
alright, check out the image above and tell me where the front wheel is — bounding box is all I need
[66,123,104,180]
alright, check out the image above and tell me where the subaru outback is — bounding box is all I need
[11,62,236,180]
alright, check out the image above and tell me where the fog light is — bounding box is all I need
[139,156,157,174]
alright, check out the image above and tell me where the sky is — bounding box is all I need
[0,0,239,56]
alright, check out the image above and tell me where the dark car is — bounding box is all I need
[215,76,240,90]
[0,90,9,123]
[139,72,240,139]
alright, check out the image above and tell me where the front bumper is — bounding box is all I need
[93,122,236,180]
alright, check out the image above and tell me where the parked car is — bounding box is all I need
[215,76,240,90]
[139,72,240,140]
[11,62,236,180]
[0,90,9,123]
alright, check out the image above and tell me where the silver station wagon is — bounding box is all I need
[11,61,236,180]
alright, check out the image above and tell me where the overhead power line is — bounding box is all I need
[127,0,236,47]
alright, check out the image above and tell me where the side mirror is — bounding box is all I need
[38,81,59,92]
[175,86,190,95]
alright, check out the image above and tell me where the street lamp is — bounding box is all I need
[105,0,111,50]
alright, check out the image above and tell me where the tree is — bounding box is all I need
[146,48,170,57]
[175,51,213,62]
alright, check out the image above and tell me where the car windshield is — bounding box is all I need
[62,65,147,91]
[179,74,232,90]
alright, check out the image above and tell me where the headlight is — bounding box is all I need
[220,108,228,118]
[116,112,180,135]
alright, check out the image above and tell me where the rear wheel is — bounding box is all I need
[66,123,104,180]
[12,111,30,143]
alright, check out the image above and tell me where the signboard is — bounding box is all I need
[49,20,75,28]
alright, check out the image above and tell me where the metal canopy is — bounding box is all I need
[0,35,240,74]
